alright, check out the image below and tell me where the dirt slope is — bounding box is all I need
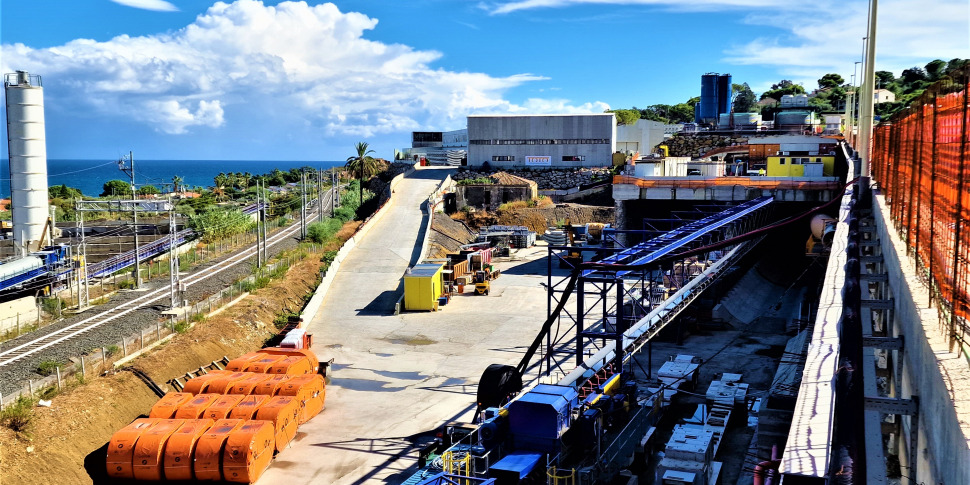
[0,252,324,485]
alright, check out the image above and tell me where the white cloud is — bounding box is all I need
[111,0,179,12]
[1,0,604,138]
[486,0,968,90]
[725,0,969,84]
[484,0,779,15]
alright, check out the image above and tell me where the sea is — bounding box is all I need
[0,159,345,197]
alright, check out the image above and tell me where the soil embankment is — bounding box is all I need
[0,250,325,485]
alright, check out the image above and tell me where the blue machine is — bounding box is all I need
[0,245,69,294]
[489,452,544,484]
[507,384,578,454]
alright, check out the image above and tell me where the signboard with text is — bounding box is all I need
[525,156,551,166]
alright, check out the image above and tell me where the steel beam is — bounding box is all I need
[862,335,904,351]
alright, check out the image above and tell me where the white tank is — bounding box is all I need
[5,71,49,255]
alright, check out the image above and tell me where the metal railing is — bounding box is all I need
[871,65,970,357]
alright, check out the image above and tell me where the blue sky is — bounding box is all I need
[2,0,967,161]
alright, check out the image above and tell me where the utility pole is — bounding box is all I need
[858,2,878,188]
[300,171,307,240]
[168,204,181,308]
[255,180,263,268]
[317,168,324,222]
[118,151,141,288]
[260,179,268,263]
[77,206,89,309]
[331,169,337,217]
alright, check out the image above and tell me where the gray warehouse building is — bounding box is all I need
[467,113,616,169]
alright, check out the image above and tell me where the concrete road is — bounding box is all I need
[260,168,551,485]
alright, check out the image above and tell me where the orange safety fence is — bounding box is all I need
[871,66,970,355]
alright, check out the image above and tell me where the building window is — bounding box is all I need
[492,156,514,162]
[562,155,585,161]
[779,158,786,164]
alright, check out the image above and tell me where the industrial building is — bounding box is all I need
[404,129,468,166]
[466,113,616,169]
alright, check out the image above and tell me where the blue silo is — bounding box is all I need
[717,74,733,117]
[696,73,719,124]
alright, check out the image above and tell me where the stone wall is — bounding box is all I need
[661,134,749,158]
[454,167,612,190]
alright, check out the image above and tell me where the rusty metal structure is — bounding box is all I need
[871,66,970,357]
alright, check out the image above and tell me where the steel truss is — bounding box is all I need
[543,196,775,379]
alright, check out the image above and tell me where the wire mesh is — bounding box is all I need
[871,66,970,354]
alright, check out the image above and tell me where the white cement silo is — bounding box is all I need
[4,71,50,255]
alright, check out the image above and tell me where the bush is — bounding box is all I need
[105,344,120,357]
[117,279,135,290]
[174,321,191,334]
[188,208,255,244]
[321,250,338,265]
[0,395,35,434]
[41,297,64,316]
[457,177,494,186]
[334,206,355,222]
[37,359,60,376]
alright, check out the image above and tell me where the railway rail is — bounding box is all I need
[0,194,331,370]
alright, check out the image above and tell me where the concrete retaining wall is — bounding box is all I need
[873,194,970,485]
[0,296,38,333]
[299,166,415,324]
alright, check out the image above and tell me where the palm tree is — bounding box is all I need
[345,141,379,208]
[172,175,184,194]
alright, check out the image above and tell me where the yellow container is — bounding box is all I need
[403,263,444,311]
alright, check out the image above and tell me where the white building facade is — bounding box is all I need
[467,113,616,169]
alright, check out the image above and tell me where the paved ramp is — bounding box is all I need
[259,168,550,485]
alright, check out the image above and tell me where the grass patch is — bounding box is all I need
[117,279,135,290]
[191,312,207,323]
[0,395,35,435]
[105,344,120,357]
[174,321,191,334]
[36,359,60,377]
[38,385,60,401]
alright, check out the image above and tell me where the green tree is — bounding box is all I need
[875,70,895,87]
[101,179,132,198]
[900,67,927,85]
[48,184,82,199]
[817,73,845,90]
[732,83,757,113]
[172,175,184,193]
[346,142,379,208]
[607,109,640,125]
[760,80,806,100]
[137,185,160,196]
[214,172,229,189]
[924,59,947,81]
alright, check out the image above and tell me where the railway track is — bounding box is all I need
[0,194,332,369]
